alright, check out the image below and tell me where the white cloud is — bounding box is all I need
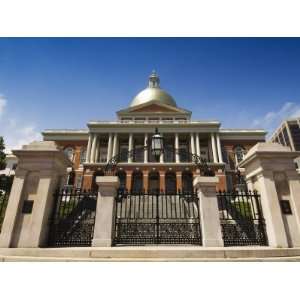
[0,95,7,117]
[251,101,300,136]
[0,94,41,153]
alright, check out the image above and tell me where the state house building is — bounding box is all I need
[42,72,266,192]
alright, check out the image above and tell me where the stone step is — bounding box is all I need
[1,246,300,260]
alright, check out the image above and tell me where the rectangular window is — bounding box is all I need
[161,118,173,123]
[282,126,291,147]
[135,118,145,123]
[289,123,300,151]
[148,118,159,123]
[278,131,285,145]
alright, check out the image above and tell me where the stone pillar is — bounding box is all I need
[128,133,133,163]
[92,176,120,247]
[144,133,148,163]
[90,134,97,163]
[175,133,180,163]
[288,172,300,233]
[239,142,300,248]
[190,133,195,155]
[107,133,113,162]
[143,170,149,192]
[210,133,218,163]
[112,133,118,158]
[193,176,223,247]
[86,133,93,163]
[195,133,201,157]
[0,170,27,247]
[216,133,223,163]
[126,170,132,191]
[176,171,182,191]
[256,172,289,247]
[159,170,165,192]
[0,141,71,248]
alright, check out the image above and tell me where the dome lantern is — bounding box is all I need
[148,70,160,88]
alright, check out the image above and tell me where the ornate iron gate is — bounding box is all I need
[48,188,97,247]
[217,191,268,246]
[114,190,202,245]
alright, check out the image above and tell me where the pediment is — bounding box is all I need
[117,100,191,115]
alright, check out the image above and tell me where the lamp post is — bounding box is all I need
[151,128,164,162]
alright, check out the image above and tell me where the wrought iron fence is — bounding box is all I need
[217,191,268,246]
[0,175,13,233]
[114,190,202,245]
[48,187,97,247]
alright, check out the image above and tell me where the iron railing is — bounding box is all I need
[114,190,202,246]
[48,187,97,247]
[217,190,268,246]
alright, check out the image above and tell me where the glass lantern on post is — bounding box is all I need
[151,128,164,162]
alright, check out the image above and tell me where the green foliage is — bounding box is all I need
[0,137,6,170]
[234,201,253,218]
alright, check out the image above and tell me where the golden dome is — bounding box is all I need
[129,71,177,108]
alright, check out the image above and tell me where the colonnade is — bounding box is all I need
[86,132,223,164]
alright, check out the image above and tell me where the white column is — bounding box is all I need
[112,133,118,158]
[175,133,180,163]
[90,134,97,163]
[107,133,113,162]
[216,133,223,163]
[210,133,218,163]
[190,133,195,155]
[95,136,100,163]
[160,133,164,163]
[86,133,93,163]
[128,133,133,163]
[144,133,148,163]
[195,133,200,157]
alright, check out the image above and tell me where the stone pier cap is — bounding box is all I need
[193,176,219,188]
[96,176,120,188]
[239,142,300,168]
[12,141,72,170]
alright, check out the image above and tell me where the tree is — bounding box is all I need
[0,136,6,170]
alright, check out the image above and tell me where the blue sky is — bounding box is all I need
[0,38,300,150]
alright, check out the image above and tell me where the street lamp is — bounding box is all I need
[151,128,164,162]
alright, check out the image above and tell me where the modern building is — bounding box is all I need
[269,118,300,172]
[42,72,266,191]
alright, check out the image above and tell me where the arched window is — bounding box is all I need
[91,169,104,192]
[182,171,193,193]
[165,171,177,194]
[234,145,246,164]
[64,147,74,162]
[116,170,127,190]
[148,171,160,194]
[80,148,87,164]
[131,170,143,194]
